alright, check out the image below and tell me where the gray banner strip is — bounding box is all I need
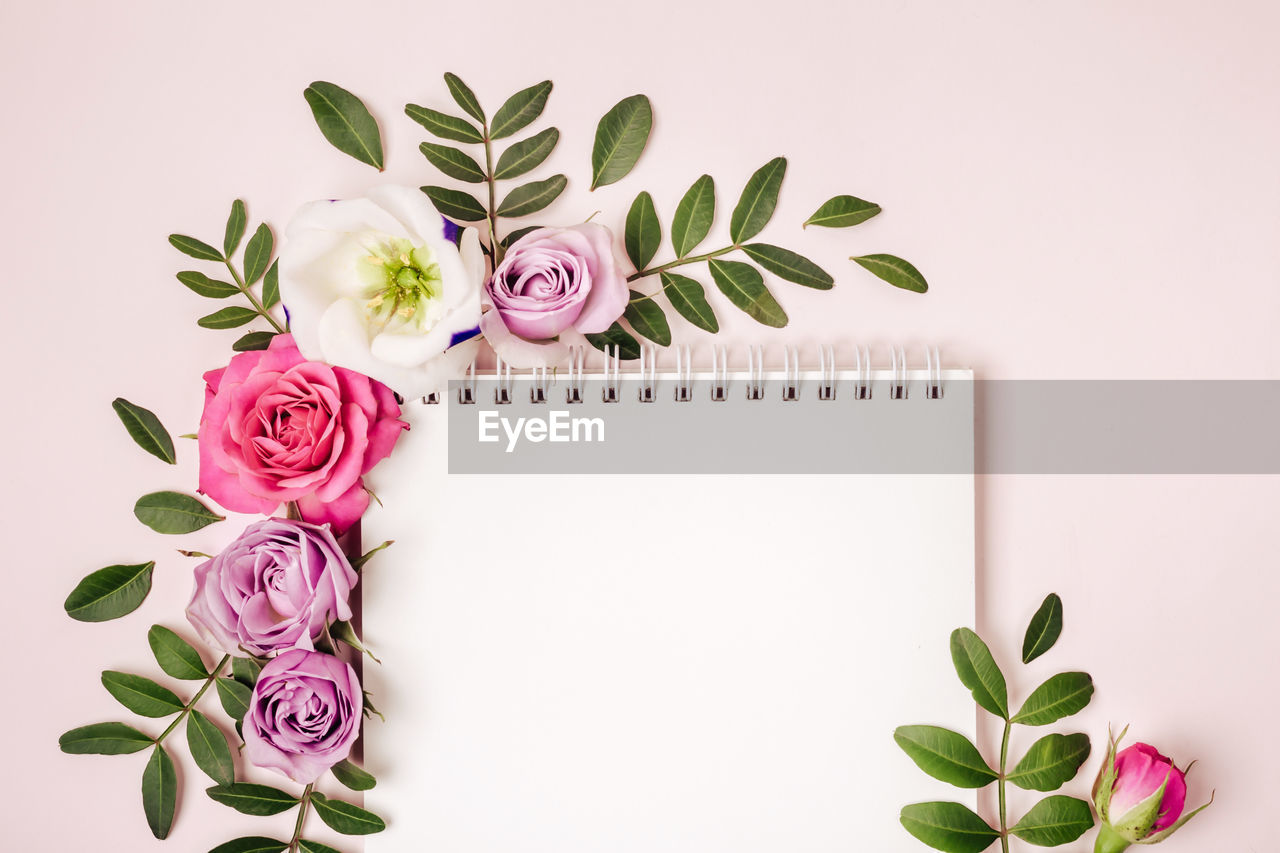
[442,378,1280,475]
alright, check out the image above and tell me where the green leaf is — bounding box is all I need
[331,759,377,791]
[111,398,175,464]
[729,157,786,243]
[624,292,672,346]
[661,272,719,333]
[1010,795,1094,846]
[187,710,235,787]
[852,253,929,293]
[232,331,276,352]
[590,94,653,190]
[101,671,184,718]
[900,802,1000,853]
[671,174,715,258]
[707,258,787,328]
[501,225,540,248]
[1022,593,1064,664]
[950,628,1009,719]
[215,677,252,722]
[404,104,483,143]
[624,192,661,271]
[64,562,155,623]
[443,72,485,123]
[893,725,998,788]
[304,81,384,170]
[59,722,153,755]
[206,783,298,816]
[148,625,208,680]
[177,270,239,298]
[584,321,642,361]
[803,194,881,228]
[223,199,248,256]
[232,656,262,688]
[496,175,567,217]
[134,491,225,534]
[490,80,552,140]
[297,842,342,853]
[494,127,560,180]
[261,261,280,308]
[243,224,272,284]
[169,234,223,261]
[311,793,387,835]
[142,744,177,838]
[1011,672,1094,726]
[208,839,287,853]
[1008,733,1092,792]
[420,186,487,222]
[742,243,833,289]
[419,142,486,183]
[198,306,259,330]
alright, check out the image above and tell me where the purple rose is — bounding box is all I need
[185,518,358,657]
[480,223,629,366]
[243,649,361,783]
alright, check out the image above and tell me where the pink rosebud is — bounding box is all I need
[1092,730,1213,852]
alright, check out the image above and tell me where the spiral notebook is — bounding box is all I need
[362,346,976,853]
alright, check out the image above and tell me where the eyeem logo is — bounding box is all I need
[478,410,605,453]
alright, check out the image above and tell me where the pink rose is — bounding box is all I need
[1092,734,1212,852]
[186,518,358,657]
[479,223,628,366]
[243,649,362,784]
[198,334,406,533]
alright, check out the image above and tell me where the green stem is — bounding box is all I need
[1094,824,1131,853]
[286,783,315,853]
[482,127,501,266]
[224,259,286,334]
[156,654,231,744]
[626,244,739,283]
[999,718,1011,853]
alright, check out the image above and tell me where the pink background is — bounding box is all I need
[3,0,1276,849]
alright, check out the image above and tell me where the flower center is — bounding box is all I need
[357,237,444,334]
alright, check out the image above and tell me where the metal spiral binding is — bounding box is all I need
[890,346,908,400]
[781,346,800,401]
[493,354,512,404]
[673,345,693,402]
[565,346,585,404]
[601,344,621,403]
[925,345,943,399]
[529,365,549,404]
[458,361,477,405]
[745,345,765,400]
[710,345,728,401]
[853,345,872,399]
[637,344,657,402]
[817,345,836,400]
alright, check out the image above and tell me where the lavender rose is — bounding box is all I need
[479,223,628,366]
[186,518,357,657]
[243,649,362,784]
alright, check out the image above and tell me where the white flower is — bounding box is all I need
[280,186,485,398]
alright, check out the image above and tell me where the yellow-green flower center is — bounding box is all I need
[358,237,444,333]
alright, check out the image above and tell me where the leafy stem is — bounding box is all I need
[156,654,231,744]
[224,260,286,334]
[626,244,739,284]
[999,718,1011,853]
[482,128,501,266]
[286,783,315,853]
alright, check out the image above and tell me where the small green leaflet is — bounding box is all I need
[899,801,999,853]
[421,186,487,221]
[297,841,342,853]
[242,224,273,284]
[624,191,661,271]
[304,81,384,171]
[331,759,377,791]
[624,292,672,347]
[134,491,224,534]
[584,322,642,360]
[111,398,175,464]
[494,127,560,180]
[1011,672,1094,726]
[1007,732,1091,792]
[671,174,715,258]
[893,725,998,788]
[590,94,652,190]
[198,306,258,330]
[729,157,786,243]
[142,744,177,838]
[59,722,154,755]
[233,331,276,352]
[208,839,287,853]
[419,142,486,183]
[223,199,247,256]
[949,627,1009,719]
[169,234,222,261]
[187,709,235,787]
[310,793,387,835]
[496,175,567,217]
[216,677,252,722]
[803,195,881,228]
[232,655,263,688]
[177,271,238,299]
[490,80,553,140]
[101,671,184,718]
[852,253,929,293]
[1022,593,1064,664]
[707,259,787,328]
[742,243,833,290]
[1010,795,1095,846]
[661,273,718,333]
[444,72,485,123]
[405,104,484,144]
[64,562,155,622]
[261,261,280,308]
[206,783,299,816]
[148,625,208,680]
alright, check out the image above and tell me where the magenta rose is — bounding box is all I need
[198,333,407,533]
[479,223,628,366]
[185,518,357,657]
[243,649,362,784]
[1092,735,1212,852]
